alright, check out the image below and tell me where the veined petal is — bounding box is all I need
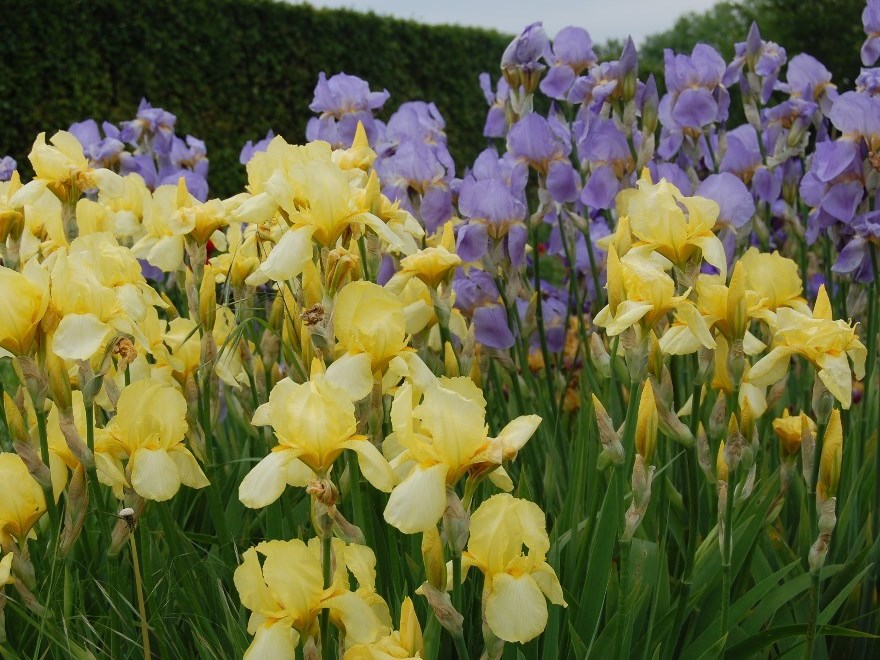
[495,415,541,455]
[658,325,700,355]
[601,300,653,336]
[486,573,548,643]
[675,303,716,349]
[817,353,853,409]
[52,313,110,361]
[243,619,299,660]
[383,463,448,534]
[532,561,566,606]
[234,547,279,613]
[324,590,387,644]
[130,448,181,502]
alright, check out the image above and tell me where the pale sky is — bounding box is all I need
[295,0,720,45]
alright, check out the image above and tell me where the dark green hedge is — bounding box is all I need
[0,0,510,196]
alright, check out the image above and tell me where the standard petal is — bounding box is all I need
[245,225,316,286]
[243,619,299,660]
[168,448,209,489]
[52,313,111,361]
[747,345,798,387]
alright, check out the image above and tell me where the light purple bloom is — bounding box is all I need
[501,22,549,72]
[540,26,596,99]
[856,67,880,95]
[777,54,837,114]
[696,173,755,229]
[306,72,389,147]
[453,268,515,350]
[120,99,177,156]
[833,211,880,281]
[576,119,631,209]
[829,90,880,143]
[240,129,275,164]
[507,113,570,172]
[68,119,124,168]
[0,156,15,182]
[862,0,880,65]
[724,23,786,104]
[479,73,510,138]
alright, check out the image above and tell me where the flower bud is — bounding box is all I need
[696,423,715,483]
[811,380,834,426]
[726,338,745,389]
[808,498,837,575]
[421,527,447,591]
[622,326,648,383]
[818,409,843,502]
[442,488,470,555]
[709,393,727,439]
[592,394,624,467]
[589,333,612,379]
[623,454,655,542]
[416,582,464,638]
[326,246,359,296]
[199,268,217,330]
[59,465,88,556]
[3,392,28,444]
[635,383,659,463]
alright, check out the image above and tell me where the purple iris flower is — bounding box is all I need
[68,119,125,168]
[576,119,632,210]
[381,101,447,148]
[761,97,819,153]
[720,125,761,174]
[540,26,597,100]
[453,268,515,350]
[829,90,880,145]
[833,211,880,281]
[507,112,569,172]
[479,73,511,138]
[120,99,177,157]
[305,72,389,148]
[374,101,456,233]
[648,162,694,196]
[856,68,880,95]
[696,173,755,230]
[501,22,550,93]
[657,44,729,158]
[567,38,637,111]
[0,156,15,182]
[240,129,276,164]
[776,54,837,114]
[724,23,786,104]
[862,0,880,65]
[800,139,864,243]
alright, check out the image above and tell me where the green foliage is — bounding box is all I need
[0,0,510,197]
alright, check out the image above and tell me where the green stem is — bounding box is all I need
[720,466,737,644]
[530,224,559,418]
[616,537,632,659]
[671,378,703,656]
[451,629,470,660]
[451,552,463,616]
[804,570,821,660]
[129,533,151,660]
[320,531,333,657]
[36,408,59,535]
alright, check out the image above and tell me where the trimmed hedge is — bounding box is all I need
[0,0,510,196]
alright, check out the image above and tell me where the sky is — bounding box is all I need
[295,0,720,45]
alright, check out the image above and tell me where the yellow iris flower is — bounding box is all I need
[382,378,540,533]
[104,379,209,502]
[0,453,46,547]
[344,596,423,660]
[772,409,816,456]
[0,260,49,359]
[619,172,727,279]
[234,538,389,658]
[28,131,123,201]
[240,354,394,508]
[461,494,565,644]
[595,245,715,349]
[749,286,866,408]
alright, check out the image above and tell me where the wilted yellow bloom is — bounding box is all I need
[0,453,46,547]
[334,281,411,372]
[749,285,866,408]
[818,409,843,501]
[104,379,209,501]
[0,260,49,359]
[383,378,540,533]
[595,245,715,349]
[462,494,565,644]
[772,409,816,456]
[240,354,394,508]
[28,131,123,200]
[620,172,727,279]
[234,538,388,658]
[344,597,423,660]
